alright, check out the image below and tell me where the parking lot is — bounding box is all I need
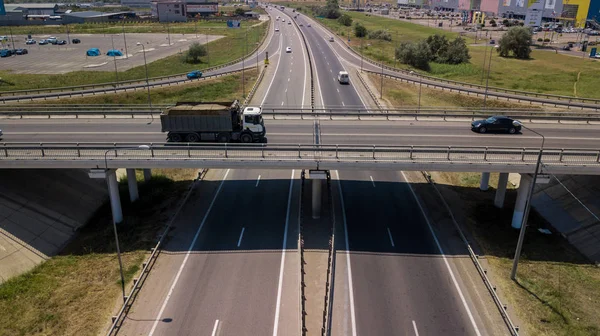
[0,33,223,74]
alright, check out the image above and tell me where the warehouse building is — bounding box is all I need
[61,11,136,24]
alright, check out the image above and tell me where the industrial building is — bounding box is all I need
[61,11,136,24]
[150,0,219,22]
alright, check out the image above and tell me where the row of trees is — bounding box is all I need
[314,0,341,19]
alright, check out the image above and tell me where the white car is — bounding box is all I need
[307,23,311,27]
[275,27,280,32]
[329,36,335,42]
[282,19,285,22]
[286,46,292,53]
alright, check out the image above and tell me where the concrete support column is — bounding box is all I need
[126,168,139,202]
[312,179,322,219]
[143,169,152,182]
[480,172,490,191]
[106,169,123,224]
[512,174,532,229]
[494,172,509,208]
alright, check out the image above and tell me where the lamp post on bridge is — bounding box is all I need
[137,42,152,108]
[103,144,150,302]
[510,122,545,280]
[482,44,499,110]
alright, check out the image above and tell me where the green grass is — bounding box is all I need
[0,171,198,336]
[40,68,259,105]
[0,20,267,91]
[431,172,600,336]
[369,73,542,109]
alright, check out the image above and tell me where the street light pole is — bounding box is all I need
[360,38,364,72]
[482,44,498,109]
[511,124,545,280]
[380,48,384,99]
[103,145,150,302]
[122,17,129,59]
[140,43,152,107]
[110,36,119,91]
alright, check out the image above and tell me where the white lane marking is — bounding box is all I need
[281,101,284,106]
[260,33,283,106]
[272,169,295,336]
[400,171,482,336]
[412,320,420,336]
[0,243,5,251]
[369,175,375,187]
[148,169,231,336]
[335,170,358,336]
[288,78,290,81]
[285,88,288,93]
[237,227,245,247]
[387,227,395,247]
[290,69,292,72]
[337,88,340,93]
[342,102,345,106]
[211,319,219,336]
[256,174,262,187]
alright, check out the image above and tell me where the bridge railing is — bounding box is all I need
[2,143,600,166]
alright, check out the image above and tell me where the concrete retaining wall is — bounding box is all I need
[0,169,107,283]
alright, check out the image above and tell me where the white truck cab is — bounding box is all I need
[243,106,265,135]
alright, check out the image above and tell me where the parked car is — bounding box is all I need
[471,116,521,134]
[562,45,571,51]
[15,48,28,55]
[186,70,202,79]
[38,39,48,45]
[0,49,12,57]
[25,39,36,45]
[72,38,81,44]
[46,37,58,44]
[56,40,67,45]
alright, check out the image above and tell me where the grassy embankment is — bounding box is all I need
[292,7,600,99]
[428,172,600,336]
[0,19,267,91]
[0,70,257,335]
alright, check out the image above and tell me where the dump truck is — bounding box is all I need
[160,100,266,143]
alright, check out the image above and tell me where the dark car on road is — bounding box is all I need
[0,49,12,57]
[72,38,81,44]
[471,116,521,134]
[56,40,67,45]
[15,48,28,55]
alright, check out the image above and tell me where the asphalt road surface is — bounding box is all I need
[3,118,600,149]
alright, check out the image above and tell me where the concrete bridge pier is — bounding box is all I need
[143,169,152,182]
[494,172,509,208]
[480,172,490,191]
[106,169,124,224]
[126,168,139,202]
[511,174,532,229]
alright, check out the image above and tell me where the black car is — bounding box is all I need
[15,48,28,55]
[56,40,67,45]
[72,38,81,44]
[471,116,521,134]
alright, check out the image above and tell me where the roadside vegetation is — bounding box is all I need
[368,73,543,109]
[292,6,600,99]
[429,172,600,335]
[0,20,267,91]
[35,69,258,105]
[0,169,198,336]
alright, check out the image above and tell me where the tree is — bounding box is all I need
[338,13,353,26]
[444,37,471,64]
[497,26,532,59]
[395,40,431,71]
[317,0,341,19]
[234,7,246,16]
[187,42,207,63]
[354,22,367,38]
[425,34,449,62]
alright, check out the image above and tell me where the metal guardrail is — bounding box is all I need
[2,106,600,122]
[312,16,600,108]
[244,64,267,105]
[3,143,600,166]
[0,20,271,102]
[367,70,600,111]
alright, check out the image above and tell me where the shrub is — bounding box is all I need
[338,13,352,26]
[489,19,496,25]
[354,22,368,37]
[186,42,207,63]
[395,40,431,71]
[234,7,246,16]
[497,26,532,59]
[537,38,543,42]
[544,38,550,42]
[368,29,392,41]
[502,19,510,27]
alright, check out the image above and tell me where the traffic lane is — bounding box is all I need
[149,169,298,336]
[262,17,309,108]
[300,18,364,108]
[333,170,480,336]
